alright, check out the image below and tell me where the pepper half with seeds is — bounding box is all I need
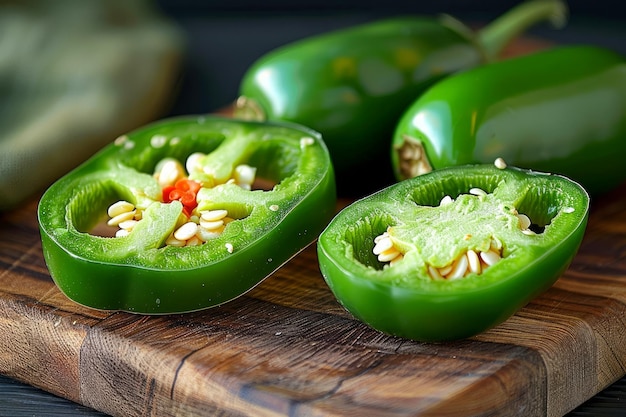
[38,116,336,314]
[317,164,589,342]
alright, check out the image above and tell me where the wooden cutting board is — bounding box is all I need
[2,36,625,417]
[1,179,626,417]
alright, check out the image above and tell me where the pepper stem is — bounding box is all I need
[477,0,568,62]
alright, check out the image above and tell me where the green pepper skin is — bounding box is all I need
[237,0,567,196]
[317,165,589,342]
[38,116,336,314]
[392,45,626,196]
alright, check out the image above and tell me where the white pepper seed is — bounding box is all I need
[469,187,487,197]
[107,210,136,227]
[200,219,224,231]
[428,265,443,280]
[494,157,507,169]
[174,222,198,241]
[491,236,503,251]
[389,254,404,266]
[234,164,256,188]
[517,213,531,230]
[165,235,186,247]
[438,264,453,276]
[107,201,135,218]
[374,232,390,243]
[480,250,501,266]
[185,236,202,247]
[377,248,402,263]
[447,254,469,280]
[300,136,315,148]
[373,236,394,255]
[467,249,482,275]
[118,219,138,231]
[155,159,184,187]
[186,152,205,175]
[200,209,228,222]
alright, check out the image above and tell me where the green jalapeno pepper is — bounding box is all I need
[38,116,336,314]
[236,0,567,196]
[392,45,626,196]
[317,164,589,342]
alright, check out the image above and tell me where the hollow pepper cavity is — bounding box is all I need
[38,116,336,314]
[317,164,589,342]
[392,45,626,196]
[236,0,567,196]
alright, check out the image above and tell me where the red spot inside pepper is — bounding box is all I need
[162,179,201,216]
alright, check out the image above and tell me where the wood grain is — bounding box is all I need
[1,181,626,417]
[1,36,624,417]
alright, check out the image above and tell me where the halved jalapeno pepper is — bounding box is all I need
[317,164,589,342]
[38,116,336,314]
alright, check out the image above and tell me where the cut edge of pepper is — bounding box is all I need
[320,164,590,291]
[234,96,267,122]
[394,134,433,180]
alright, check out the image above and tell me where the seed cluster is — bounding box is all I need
[155,155,256,191]
[426,239,503,280]
[106,152,257,248]
[396,134,433,178]
[107,200,142,236]
[373,232,404,266]
[373,187,537,280]
[166,209,234,247]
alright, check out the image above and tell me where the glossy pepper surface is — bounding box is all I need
[236,0,567,196]
[392,45,626,196]
[317,164,589,342]
[38,116,336,314]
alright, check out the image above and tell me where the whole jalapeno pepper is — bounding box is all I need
[392,45,626,196]
[38,116,336,314]
[317,164,589,342]
[236,0,567,196]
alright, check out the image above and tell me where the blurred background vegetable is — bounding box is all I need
[0,0,184,211]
